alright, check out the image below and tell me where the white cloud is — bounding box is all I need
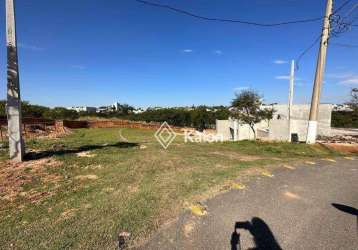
[273,59,288,64]
[182,49,193,53]
[275,75,290,80]
[326,72,353,79]
[214,50,223,55]
[275,75,304,85]
[339,76,358,85]
[71,65,86,70]
[18,43,44,51]
[326,72,358,86]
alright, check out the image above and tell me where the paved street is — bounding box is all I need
[140,158,358,250]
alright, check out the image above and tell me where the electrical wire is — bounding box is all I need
[330,42,358,47]
[295,34,323,70]
[333,0,355,14]
[134,0,323,27]
[294,0,358,70]
[134,0,358,70]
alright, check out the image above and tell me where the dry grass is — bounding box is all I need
[0,128,342,249]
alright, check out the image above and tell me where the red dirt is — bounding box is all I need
[324,143,358,153]
[0,158,62,203]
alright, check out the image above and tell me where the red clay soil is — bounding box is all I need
[324,143,358,154]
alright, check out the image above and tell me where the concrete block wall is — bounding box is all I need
[237,123,255,140]
[216,104,333,142]
[269,120,289,141]
[216,120,231,140]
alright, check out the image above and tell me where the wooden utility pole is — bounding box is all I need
[288,60,295,142]
[6,0,25,161]
[306,0,333,144]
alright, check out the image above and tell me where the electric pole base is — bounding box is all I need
[306,121,318,144]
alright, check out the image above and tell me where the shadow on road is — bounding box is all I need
[332,203,358,233]
[24,141,139,160]
[231,217,282,250]
[332,203,358,216]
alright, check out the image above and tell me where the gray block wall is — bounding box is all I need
[216,104,333,142]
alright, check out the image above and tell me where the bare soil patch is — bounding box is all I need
[76,151,96,158]
[323,143,358,154]
[210,151,262,161]
[74,175,98,181]
[0,158,62,202]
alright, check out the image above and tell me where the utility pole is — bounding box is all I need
[6,0,25,161]
[288,60,295,142]
[306,0,333,144]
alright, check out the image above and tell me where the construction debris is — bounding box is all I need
[317,134,358,144]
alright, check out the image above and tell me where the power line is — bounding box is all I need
[295,34,323,70]
[294,0,358,70]
[331,42,358,47]
[342,3,358,18]
[135,0,357,70]
[333,0,354,14]
[134,0,323,27]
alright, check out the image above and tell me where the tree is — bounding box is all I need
[345,88,358,128]
[261,107,276,127]
[231,90,274,139]
[347,88,358,113]
[0,100,50,118]
[191,106,211,131]
[43,107,79,120]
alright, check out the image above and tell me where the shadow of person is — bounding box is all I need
[230,227,241,250]
[24,141,139,161]
[332,203,358,234]
[232,217,282,250]
[332,203,358,216]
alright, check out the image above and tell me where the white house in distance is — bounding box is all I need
[67,106,97,113]
[68,102,123,113]
[216,104,333,142]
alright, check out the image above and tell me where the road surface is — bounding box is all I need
[139,158,358,250]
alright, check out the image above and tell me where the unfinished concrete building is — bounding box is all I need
[216,104,333,142]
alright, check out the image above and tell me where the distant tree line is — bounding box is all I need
[2,86,356,130]
[331,111,357,128]
[0,100,230,130]
[331,88,358,128]
[0,100,79,120]
[126,106,230,130]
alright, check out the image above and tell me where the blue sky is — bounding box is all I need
[0,0,357,108]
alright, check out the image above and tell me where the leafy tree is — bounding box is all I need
[346,88,358,113]
[0,100,231,128]
[191,106,211,131]
[231,90,274,139]
[331,111,357,128]
[334,88,358,128]
[261,107,276,127]
[0,101,5,116]
[118,104,135,115]
[43,107,79,120]
[21,101,50,118]
[0,100,50,118]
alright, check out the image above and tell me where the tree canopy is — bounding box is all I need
[231,90,275,139]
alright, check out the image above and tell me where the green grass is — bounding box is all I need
[0,128,341,249]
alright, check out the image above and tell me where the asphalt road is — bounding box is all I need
[139,158,358,250]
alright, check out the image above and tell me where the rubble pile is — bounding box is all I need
[317,134,358,144]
